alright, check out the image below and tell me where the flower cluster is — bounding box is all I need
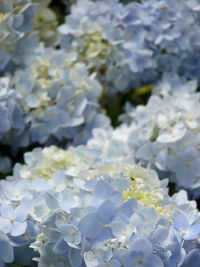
[59,0,200,93]
[12,43,110,146]
[59,0,154,93]
[1,145,200,266]
[0,0,37,75]
[120,75,200,197]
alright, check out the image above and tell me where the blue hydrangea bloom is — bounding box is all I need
[58,0,200,93]
[0,0,37,74]
[121,75,200,197]
[11,43,110,145]
[59,0,154,93]
[1,144,200,266]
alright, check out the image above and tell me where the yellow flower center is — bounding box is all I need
[76,30,113,72]
[21,146,91,180]
[122,177,171,218]
[31,57,60,89]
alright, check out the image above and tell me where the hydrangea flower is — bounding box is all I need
[123,0,200,83]
[59,0,200,94]
[32,0,59,45]
[0,0,37,74]
[12,145,98,180]
[10,43,110,145]
[29,170,200,266]
[0,203,28,236]
[58,0,154,93]
[121,75,200,197]
[87,124,133,163]
[1,144,200,266]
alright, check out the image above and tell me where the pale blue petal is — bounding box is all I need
[0,217,12,234]
[97,199,115,224]
[184,224,200,240]
[0,204,14,220]
[0,231,14,263]
[131,238,153,256]
[10,221,27,236]
[78,213,102,239]
[144,254,164,267]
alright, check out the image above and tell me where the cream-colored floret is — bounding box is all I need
[74,29,113,70]
[31,57,60,89]
[20,146,91,180]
